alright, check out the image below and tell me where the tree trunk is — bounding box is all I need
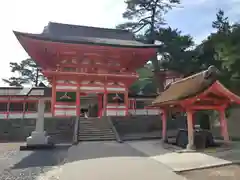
[148,4,165,93]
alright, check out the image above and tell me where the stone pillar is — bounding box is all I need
[219,109,230,143]
[161,109,168,143]
[186,110,195,150]
[26,99,51,146]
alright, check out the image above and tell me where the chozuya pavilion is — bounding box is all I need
[9,22,161,146]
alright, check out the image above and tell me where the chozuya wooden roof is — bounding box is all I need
[13,22,160,48]
[152,66,240,107]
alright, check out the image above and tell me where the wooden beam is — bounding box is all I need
[187,105,227,110]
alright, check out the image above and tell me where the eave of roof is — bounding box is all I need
[13,31,161,49]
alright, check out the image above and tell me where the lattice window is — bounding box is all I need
[9,102,24,112]
[135,101,145,109]
[45,100,51,112]
[0,103,7,112]
[25,102,37,112]
[62,67,77,72]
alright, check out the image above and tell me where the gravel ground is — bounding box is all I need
[179,165,240,180]
[0,143,69,180]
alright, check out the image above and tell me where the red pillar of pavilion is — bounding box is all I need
[151,67,240,149]
[161,109,167,142]
[219,108,230,142]
[124,91,129,116]
[186,109,195,150]
[76,82,81,117]
[103,83,108,117]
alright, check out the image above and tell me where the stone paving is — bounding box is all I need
[1,141,240,180]
[180,164,240,180]
[127,140,234,172]
[38,141,185,180]
[0,143,69,180]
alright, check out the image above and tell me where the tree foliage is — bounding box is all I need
[118,0,181,91]
[2,58,46,87]
[157,27,196,75]
[117,0,180,35]
[129,9,240,94]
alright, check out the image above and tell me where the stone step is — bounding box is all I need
[79,131,113,134]
[80,128,112,131]
[79,129,114,133]
[79,125,111,128]
[79,133,115,136]
[79,121,110,125]
[78,137,116,141]
[79,126,109,129]
[79,123,109,127]
[79,134,115,137]
[77,118,117,141]
[78,133,115,137]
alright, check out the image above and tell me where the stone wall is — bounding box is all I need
[111,115,187,137]
[0,117,75,143]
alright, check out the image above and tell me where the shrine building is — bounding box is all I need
[6,22,164,119]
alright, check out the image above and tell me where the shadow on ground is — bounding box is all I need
[11,145,71,169]
[197,141,240,164]
[66,141,146,163]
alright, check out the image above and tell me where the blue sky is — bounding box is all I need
[0,0,238,85]
[166,0,240,43]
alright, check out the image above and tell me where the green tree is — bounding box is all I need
[2,58,46,87]
[212,10,231,34]
[118,0,181,91]
[194,9,240,92]
[156,27,196,75]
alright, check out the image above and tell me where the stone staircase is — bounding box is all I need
[78,117,117,141]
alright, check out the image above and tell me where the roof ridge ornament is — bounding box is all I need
[203,65,220,80]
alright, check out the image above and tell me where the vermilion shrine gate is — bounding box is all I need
[14,22,159,118]
[13,22,160,146]
[152,66,240,149]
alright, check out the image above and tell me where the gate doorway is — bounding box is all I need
[80,94,98,117]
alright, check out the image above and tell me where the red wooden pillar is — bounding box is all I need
[7,96,10,119]
[103,81,107,117]
[124,91,129,116]
[98,94,103,117]
[219,109,230,143]
[186,109,195,150]
[161,109,167,142]
[76,82,81,117]
[51,77,56,116]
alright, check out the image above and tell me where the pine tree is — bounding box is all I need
[118,0,181,91]
[2,58,46,87]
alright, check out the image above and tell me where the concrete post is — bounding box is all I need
[35,99,45,132]
[26,99,51,146]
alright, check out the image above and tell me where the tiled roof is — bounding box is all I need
[14,22,160,48]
